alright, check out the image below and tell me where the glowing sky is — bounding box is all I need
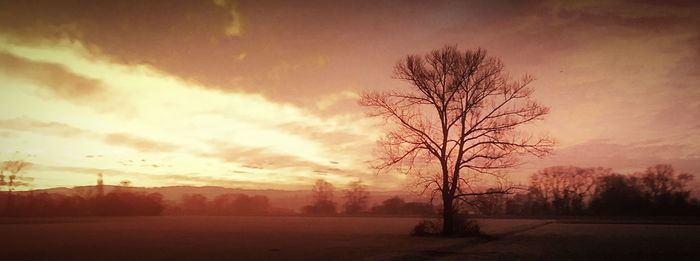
[0,0,698,190]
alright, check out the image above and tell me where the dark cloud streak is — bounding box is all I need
[0,51,105,102]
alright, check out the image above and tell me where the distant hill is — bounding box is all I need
[24,185,425,212]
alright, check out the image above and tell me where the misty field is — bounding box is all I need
[2,216,699,260]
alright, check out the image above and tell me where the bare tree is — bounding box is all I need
[638,164,693,202]
[302,179,337,215]
[96,173,105,197]
[1,160,31,213]
[360,46,553,235]
[0,160,31,192]
[343,180,370,214]
[530,166,608,214]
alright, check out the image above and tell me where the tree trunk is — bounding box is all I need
[5,190,13,216]
[442,196,454,236]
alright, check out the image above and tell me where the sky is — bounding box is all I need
[0,0,698,191]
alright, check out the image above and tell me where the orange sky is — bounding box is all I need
[0,0,698,191]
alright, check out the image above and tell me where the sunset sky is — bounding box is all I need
[0,0,698,191]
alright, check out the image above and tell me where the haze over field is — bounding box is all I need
[0,0,699,192]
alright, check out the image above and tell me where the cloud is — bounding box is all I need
[0,51,105,103]
[315,90,359,111]
[37,164,133,177]
[104,133,178,153]
[264,55,330,82]
[33,164,271,189]
[0,117,184,155]
[0,1,244,95]
[199,142,330,170]
[151,173,274,189]
[213,0,244,37]
[0,0,697,108]
[517,139,700,178]
[0,117,85,137]
[24,163,155,188]
[0,35,378,189]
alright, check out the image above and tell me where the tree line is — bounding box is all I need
[165,193,273,216]
[2,159,696,217]
[0,186,165,217]
[301,179,435,216]
[465,164,699,216]
[0,161,434,217]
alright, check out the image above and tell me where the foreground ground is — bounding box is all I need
[1,216,699,260]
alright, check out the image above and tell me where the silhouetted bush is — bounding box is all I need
[452,214,482,237]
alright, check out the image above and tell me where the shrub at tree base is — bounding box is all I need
[412,214,481,237]
[411,219,441,236]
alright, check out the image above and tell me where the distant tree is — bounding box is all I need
[232,194,270,215]
[93,190,164,216]
[181,194,207,215]
[403,201,436,216]
[210,194,235,215]
[302,179,337,215]
[529,166,608,215]
[208,193,270,215]
[343,180,370,214]
[467,188,507,215]
[638,164,693,200]
[637,164,694,214]
[590,174,647,215]
[1,160,31,213]
[370,196,434,216]
[96,173,104,197]
[360,46,553,235]
[0,160,31,192]
[589,164,695,216]
[505,191,539,215]
[371,196,406,215]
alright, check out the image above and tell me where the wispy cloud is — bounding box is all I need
[213,0,244,37]
[0,117,85,137]
[104,133,178,153]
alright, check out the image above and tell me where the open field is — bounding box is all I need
[1,216,699,260]
[437,222,700,260]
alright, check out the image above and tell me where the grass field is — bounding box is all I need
[2,216,699,260]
